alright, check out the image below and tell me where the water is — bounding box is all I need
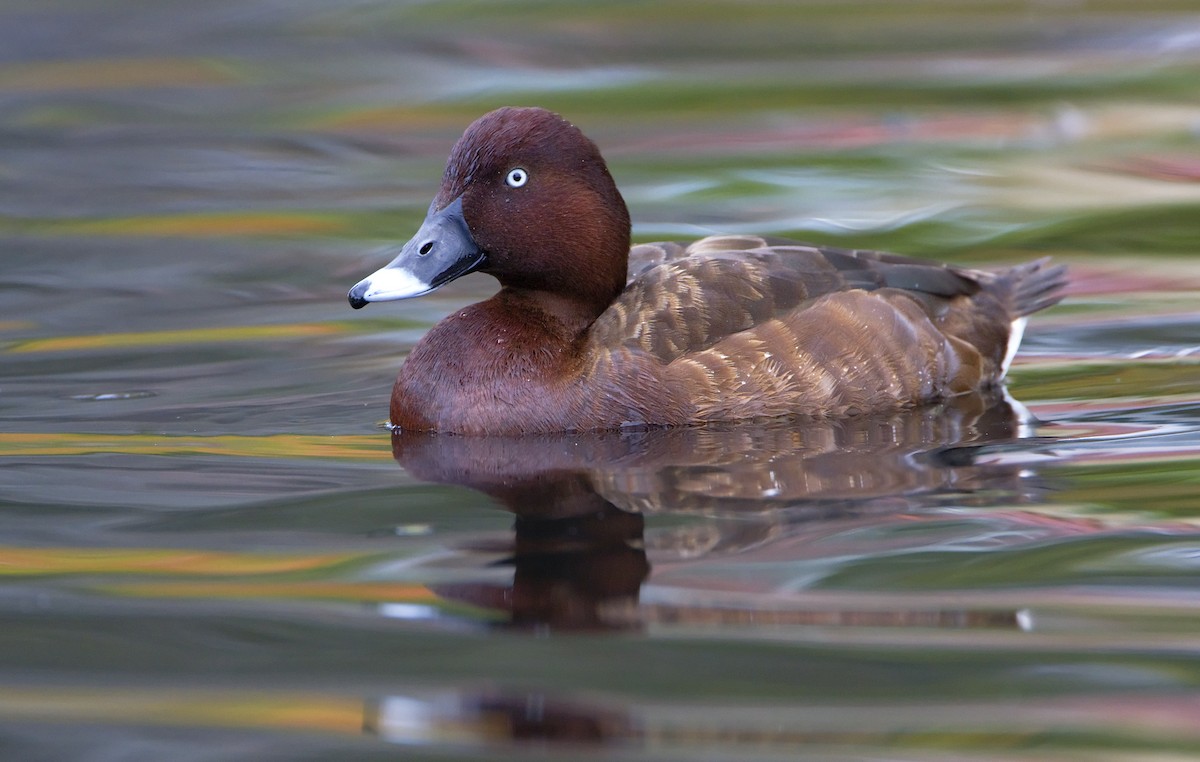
[2,1,1200,759]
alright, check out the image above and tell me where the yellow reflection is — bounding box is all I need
[103,581,439,603]
[0,687,364,734]
[0,433,389,459]
[0,547,355,576]
[56,211,344,237]
[7,322,349,354]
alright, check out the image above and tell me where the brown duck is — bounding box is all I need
[348,107,1066,435]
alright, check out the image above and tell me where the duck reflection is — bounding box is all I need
[364,691,634,747]
[391,392,1044,633]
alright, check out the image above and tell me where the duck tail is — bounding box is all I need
[1006,257,1068,318]
[997,257,1067,377]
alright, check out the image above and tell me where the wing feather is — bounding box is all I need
[592,235,981,363]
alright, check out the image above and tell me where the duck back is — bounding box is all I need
[577,235,1066,424]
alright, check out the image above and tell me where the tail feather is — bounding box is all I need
[1007,257,1068,318]
[998,257,1067,377]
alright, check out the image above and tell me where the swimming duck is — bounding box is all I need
[348,107,1066,435]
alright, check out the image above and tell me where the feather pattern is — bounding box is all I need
[577,235,1066,424]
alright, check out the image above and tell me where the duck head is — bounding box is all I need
[348,107,632,319]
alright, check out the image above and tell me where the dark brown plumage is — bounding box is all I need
[348,107,1067,434]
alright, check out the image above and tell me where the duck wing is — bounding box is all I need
[597,235,983,363]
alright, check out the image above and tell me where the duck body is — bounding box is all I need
[349,107,1066,435]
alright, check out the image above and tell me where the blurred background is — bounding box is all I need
[2,1,1200,760]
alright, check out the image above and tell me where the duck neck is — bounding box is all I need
[501,286,614,341]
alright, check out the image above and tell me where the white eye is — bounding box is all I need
[505,168,528,188]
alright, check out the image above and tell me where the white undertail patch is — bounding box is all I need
[1001,316,1028,378]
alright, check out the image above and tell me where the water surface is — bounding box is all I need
[2,2,1200,759]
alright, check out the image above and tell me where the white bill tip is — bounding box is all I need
[354,266,433,302]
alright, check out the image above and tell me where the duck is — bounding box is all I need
[348,106,1066,435]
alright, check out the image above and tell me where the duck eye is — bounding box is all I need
[505,168,528,188]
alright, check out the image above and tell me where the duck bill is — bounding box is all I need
[348,197,486,309]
